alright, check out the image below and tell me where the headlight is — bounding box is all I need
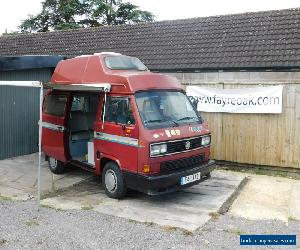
[150,143,167,157]
[201,135,211,146]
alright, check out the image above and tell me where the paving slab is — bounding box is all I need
[0,153,92,200]
[229,174,300,222]
[41,170,246,231]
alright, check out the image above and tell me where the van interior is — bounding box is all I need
[69,94,99,164]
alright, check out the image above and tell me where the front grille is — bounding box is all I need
[167,136,202,154]
[160,154,204,174]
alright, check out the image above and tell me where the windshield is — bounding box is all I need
[135,91,202,129]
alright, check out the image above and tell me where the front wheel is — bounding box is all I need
[48,157,65,174]
[102,161,127,199]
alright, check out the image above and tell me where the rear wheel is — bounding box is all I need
[48,157,65,174]
[102,161,127,199]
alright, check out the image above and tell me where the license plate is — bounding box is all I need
[180,172,201,185]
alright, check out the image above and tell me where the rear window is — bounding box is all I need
[104,55,147,71]
[44,94,67,116]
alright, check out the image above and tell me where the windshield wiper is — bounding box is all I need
[170,120,179,127]
[144,119,166,124]
[177,116,197,121]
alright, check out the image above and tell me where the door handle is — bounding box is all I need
[57,126,64,132]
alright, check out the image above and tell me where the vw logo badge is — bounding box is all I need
[185,141,191,150]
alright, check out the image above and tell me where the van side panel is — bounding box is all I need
[42,114,69,162]
[94,122,139,174]
[42,91,70,163]
[93,95,139,174]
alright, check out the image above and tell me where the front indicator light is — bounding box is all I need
[143,164,151,173]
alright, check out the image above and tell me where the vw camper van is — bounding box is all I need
[42,52,215,198]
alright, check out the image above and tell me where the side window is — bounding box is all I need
[71,95,98,113]
[44,94,67,116]
[104,96,135,125]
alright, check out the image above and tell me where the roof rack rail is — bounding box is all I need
[94,52,122,56]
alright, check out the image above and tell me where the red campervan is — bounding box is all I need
[42,52,215,199]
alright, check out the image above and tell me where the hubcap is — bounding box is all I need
[49,158,57,169]
[105,170,117,193]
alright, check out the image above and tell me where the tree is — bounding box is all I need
[19,0,85,32]
[19,0,155,33]
[113,2,154,25]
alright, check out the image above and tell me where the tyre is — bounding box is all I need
[48,157,65,174]
[102,161,127,199]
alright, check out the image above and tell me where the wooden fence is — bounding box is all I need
[169,72,300,169]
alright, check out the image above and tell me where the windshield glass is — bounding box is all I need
[135,91,202,129]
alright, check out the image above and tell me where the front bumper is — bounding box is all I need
[123,160,216,195]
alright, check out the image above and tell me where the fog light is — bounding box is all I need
[143,164,151,173]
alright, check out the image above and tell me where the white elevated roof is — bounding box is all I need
[94,52,122,56]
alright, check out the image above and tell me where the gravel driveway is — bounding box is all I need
[0,200,299,250]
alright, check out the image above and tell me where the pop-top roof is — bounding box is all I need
[50,53,182,94]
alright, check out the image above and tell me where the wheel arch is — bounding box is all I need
[99,155,121,175]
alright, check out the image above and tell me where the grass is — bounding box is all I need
[220,165,300,180]
[0,239,7,246]
[81,204,94,210]
[128,219,139,224]
[143,221,155,227]
[163,225,177,232]
[41,203,63,211]
[224,228,245,235]
[209,212,220,220]
[288,216,298,221]
[0,194,12,201]
[41,204,52,209]
[182,229,193,236]
[250,168,290,178]
[41,188,66,199]
[128,219,155,227]
[25,219,39,227]
[128,219,192,235]
[128,219,191,235]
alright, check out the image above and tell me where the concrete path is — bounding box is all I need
[229,174,300,222]
[0,153,92,200]
[41,171,246,231]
